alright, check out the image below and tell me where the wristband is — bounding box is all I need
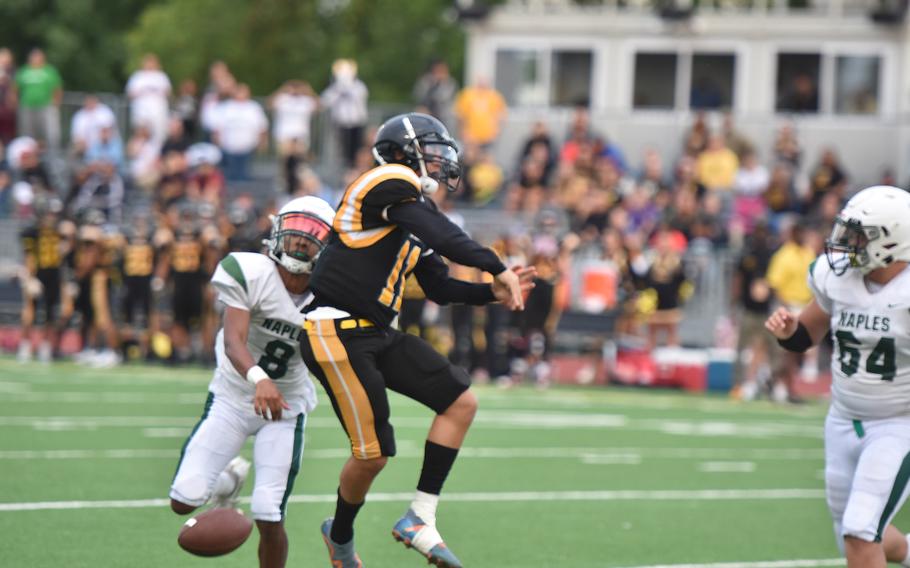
[246,365,269,385]
[776,321,813,353]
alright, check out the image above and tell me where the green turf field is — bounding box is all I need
[0,357,888,567]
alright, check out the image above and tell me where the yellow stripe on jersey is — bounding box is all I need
[380,242,412,307]
[304,320,381,459]
[335,164,420,249]
[393,246,422,312]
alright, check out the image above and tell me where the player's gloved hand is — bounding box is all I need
[764,306,799,340]
[493,266,536,311]
[253,379,290,421]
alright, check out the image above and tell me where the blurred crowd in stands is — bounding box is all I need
[1,46,893,400]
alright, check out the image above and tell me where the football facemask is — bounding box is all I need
[271,212,331,274]
[825,216,876,276]
[420,142,461,193]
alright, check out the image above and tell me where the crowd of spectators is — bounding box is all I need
[1,47,891,398]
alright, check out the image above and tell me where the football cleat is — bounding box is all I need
[210,456,250,509]
[392,509,463,568]
[321,518,363,568]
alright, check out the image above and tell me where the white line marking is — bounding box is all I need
[698,461,757,473]
[0,488,826,512]
[614,559,844,568]
[0,412,824,439]
[581,454,642,465]
[0,449,176,460]
[1,391,201,404]
[0,447,826,462]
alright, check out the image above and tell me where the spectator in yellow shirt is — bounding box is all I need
[766,224,817,403]
[766,225,815,308]
[696,134,739,192]
[454,78,507,148]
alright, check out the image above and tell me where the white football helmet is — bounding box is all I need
[265,196,335,274]
[825,185,910,275]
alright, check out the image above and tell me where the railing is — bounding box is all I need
[504,0,877,17]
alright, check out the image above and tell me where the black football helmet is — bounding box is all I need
[372,112,461,194]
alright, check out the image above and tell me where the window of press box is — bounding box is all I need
[776,52,821,113]
[633,52,678,110]
[689,53,735,110]
[495,49,543,106]
[550,50,593,107]
[835,55,880,115]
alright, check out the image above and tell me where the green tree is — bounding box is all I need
[126,0,465,102]
[0,0,161,91]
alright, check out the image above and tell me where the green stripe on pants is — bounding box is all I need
[172,392,215,482]
[876,450,910,541]
[280,413,306,518]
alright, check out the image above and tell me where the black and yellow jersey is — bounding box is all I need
[170,231,203,277]
[123,233,156,279]
[309,164,506,329]
[21,225,63,271]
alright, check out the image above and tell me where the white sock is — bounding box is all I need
[410,490,439,526]
[902,533,910,567]
[211,470,235,499]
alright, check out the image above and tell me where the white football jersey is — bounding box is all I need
[209,252,317,414]
[809,255,910,420]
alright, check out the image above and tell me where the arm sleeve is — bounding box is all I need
[211,258,251,311]
[413,251,496,306]
[386,201,506,275]
[806,256,834,314]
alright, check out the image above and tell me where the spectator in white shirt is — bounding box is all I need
[321,58,368,168]
[126,54,172,147]
[269,79,318,156]
[212,83,267,181]
[70,94,117,158]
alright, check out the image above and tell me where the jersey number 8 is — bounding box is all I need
[258,339,294,380]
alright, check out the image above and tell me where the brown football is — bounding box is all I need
[177,508,254,557]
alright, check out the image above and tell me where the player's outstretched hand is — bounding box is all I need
[514,265,537,293]
[493,267,532,311]
[254,379,290,421]
[764,306,799,340]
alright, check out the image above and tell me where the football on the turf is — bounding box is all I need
[178,508,253,557]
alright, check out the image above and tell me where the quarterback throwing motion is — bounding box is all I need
[766,185,910,568]
[169,196,335,568]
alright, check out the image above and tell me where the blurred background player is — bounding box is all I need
[18,198,65,362]
[156,203,206,364]
[766,185,910,568]
[70,215,120,367]
[119,211,156,361]
[170,196,335,568]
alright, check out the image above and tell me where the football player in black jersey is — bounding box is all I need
[18,199,65,362]
[300,113,533,568]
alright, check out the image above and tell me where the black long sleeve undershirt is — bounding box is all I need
[413,251,496,306]
[385,200,506,276]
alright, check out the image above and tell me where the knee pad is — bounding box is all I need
[170,473,210,507]
[841,491,881,542]
[250,484,283,523]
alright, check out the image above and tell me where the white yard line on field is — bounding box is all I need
[697,461,757,473]
[614,559,844,568]
[0,412,825,439]
[0,488,826,512]
[0,446,825,462]
[1,391,201,404]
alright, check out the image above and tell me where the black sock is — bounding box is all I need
[417,440,460,495]
[330,489,363,544]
